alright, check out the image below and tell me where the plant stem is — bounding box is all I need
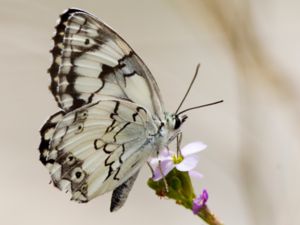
[198,205,224,225]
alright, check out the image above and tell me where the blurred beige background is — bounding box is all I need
[0,0,299,225]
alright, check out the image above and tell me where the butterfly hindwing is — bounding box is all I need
[40,99,158,202]
[49,8,164,118]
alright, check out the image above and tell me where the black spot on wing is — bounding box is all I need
[119,144,125,164]
[113,122,130,142]
[123,71,136,77]
[76,17,88,34]
[39,111,65,165]
[132,106,145,122]
[113,167,121,181]
[97,51,137,90]
[110,101,120,119]
[105,119,117,133]
[104,164,114,181]
[103,144,114,154]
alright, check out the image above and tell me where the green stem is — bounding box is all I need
[198,206,224,225]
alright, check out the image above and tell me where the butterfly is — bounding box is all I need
[39,8,190,212]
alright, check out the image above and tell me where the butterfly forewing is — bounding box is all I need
[49,8,164,118]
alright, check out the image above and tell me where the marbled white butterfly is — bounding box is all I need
[39,8,207,212]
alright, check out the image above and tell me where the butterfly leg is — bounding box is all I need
[147,161,155,177]
[176,132,183,157]
[158,160,169,193]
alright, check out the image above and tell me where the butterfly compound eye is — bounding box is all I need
[174,116,182,130]
[174,114,188,130]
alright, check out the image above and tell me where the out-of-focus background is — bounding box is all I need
[1,0,299,224]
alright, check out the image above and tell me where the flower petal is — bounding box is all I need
[188,170,203,179]
[202,189,209,202]
[181,141,207,157]
[159,148,171,158]
[148,149,173,170]
[175,156,198,171]
[152,159,175,181]
[192,189,209,214]
[148,157,162,171]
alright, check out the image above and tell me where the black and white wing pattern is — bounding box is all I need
[40,8,169,211]
[40,99,158,203]
[48,8,164,118]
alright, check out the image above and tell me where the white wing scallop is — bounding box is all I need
[39,99,158,202]
[49,8,164,119]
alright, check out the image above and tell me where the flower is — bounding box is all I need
[149,142,207,181]
[192,189,209,214]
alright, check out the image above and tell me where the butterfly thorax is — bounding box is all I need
[148,112,187,156]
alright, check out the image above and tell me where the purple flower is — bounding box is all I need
[192,189,209,214]
[149,142,207,181]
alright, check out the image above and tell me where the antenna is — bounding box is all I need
[175,64,200,114]
[177,100,224,115]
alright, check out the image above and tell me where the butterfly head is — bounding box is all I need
[166,113,188,131]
